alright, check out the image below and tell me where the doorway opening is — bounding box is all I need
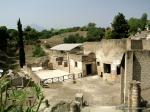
[104,64,111,73]
[86,64,92,75]
[117,66,121,75]
[100,72,103,77]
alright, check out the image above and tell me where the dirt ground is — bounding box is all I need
[42,75,121,108]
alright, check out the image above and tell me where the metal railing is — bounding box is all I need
[41,73,82,85]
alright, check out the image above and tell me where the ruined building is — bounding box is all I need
[49,37,150,106]
[84,39,150,106]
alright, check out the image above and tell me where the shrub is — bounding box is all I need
[32,45,45,57]
[63,34,85,43]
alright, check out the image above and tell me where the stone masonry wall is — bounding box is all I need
[132,51,150,89]
[124,51,150,103]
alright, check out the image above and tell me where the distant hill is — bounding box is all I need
[40,30,87,47]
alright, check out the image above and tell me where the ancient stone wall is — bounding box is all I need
[142,40,150,50]
[128,81,141,112]
[127,39,150,50]
[123,50,150,104]
[84,39,127,55]
[131,40,143,50]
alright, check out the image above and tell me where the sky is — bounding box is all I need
[0,0,150,29]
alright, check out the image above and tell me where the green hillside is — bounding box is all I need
[40,30,87,47]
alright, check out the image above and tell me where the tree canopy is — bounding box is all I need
[128,18,140,35]
[87,23,105,41]
[64,34,85,43]
[111,13,129,39]
[140,13,147,30]
[0,26,9,51]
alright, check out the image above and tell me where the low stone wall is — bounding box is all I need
[11,76,34,87]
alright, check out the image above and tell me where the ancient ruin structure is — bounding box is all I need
[48,38,150,108]
[50,44,96,76]
[128,81,141,112]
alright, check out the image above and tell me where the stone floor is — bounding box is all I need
[42,75,121,111]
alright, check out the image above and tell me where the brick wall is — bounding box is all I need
[131,40,143,49]
[133,51,150,90]
[123,50,150,103]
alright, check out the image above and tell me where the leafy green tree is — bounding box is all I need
[32,45,45,57]
[87,23,96,29]
[17,19,25,68]
[0,27,18,70]
[24,26,39,42]
[104,28,113,39]
[80,26,88,31]
[39,30,52,39]
[8,29,18,42]
[0,26,9,51]
[64,35,76,43]
[87,23,104,41]
[148,21,150,29]
[112,13,129,39]
[128,18,140,35]
[64,34,85,43]
[140,13,148,30]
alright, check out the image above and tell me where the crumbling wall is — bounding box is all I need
[126,39,150,50]
[50,101,80,112]
[132,51,150,101]
[121,51,133,104]
[128,81,141,112]
[142,40,150,50]
[131,40,143,50]
[51,101,70,112]
[123,50,150,104]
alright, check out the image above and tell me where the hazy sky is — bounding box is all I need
[0,0,150,29]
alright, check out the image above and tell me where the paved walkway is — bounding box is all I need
[82,106,123,112]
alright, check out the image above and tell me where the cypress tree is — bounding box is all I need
[17,18,25,68]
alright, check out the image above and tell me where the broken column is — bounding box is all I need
[72,74,76,84]
[128,80,141,112]
[70,101,80,112]
[75,93,83,108]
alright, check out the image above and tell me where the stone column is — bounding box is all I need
[128,80,141,112]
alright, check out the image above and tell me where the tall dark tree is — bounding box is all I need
[24,26,39,41]
[17,18,25,68]
[112,13,129,39]
[0,26,9,51]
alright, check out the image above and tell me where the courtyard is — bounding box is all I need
[42,75,121,110]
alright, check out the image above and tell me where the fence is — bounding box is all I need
[41,73,82,86]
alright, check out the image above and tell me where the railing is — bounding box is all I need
[41,73,82,86]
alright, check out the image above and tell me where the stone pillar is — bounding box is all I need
[128,80,141,112]
[75,93,83,108]
[70,101,80,112]
[27,64,32,77]
[72,74,76,84]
